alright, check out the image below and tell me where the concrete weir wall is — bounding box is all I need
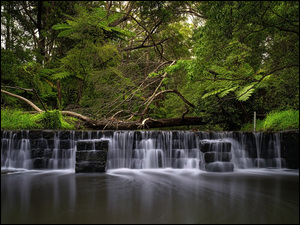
[75,140,109,173]
[280,130,299,169]
[1,130,111,173]
[1,129,299,172]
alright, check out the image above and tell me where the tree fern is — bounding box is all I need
[202,87,227,99]
[256,75,271,88]
[52,23,72,30]
[51,71,71,80]
[236,84,255,101]
[218,86,238,97]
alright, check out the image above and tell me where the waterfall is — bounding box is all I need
[48,131,76,170]
[1,130,32,170]
[1,130,291,172]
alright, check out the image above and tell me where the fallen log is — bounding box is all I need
[84,117,206,130]
[1,88,207,130]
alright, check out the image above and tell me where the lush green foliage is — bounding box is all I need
[1,1,299,131]
[263,110,299,131]
[1,109,76,130]
[241,110,299,132]
[166,1,299,130]
[1,109,42,130]
[34,110,69,129]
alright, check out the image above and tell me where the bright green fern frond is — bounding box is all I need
[52,23,72,30]
[51,71,71,80]
[58,29,75,38]
[256,75,272,88]
[218,86,238,97]
[202,88,227,99]
[236,84,255,101]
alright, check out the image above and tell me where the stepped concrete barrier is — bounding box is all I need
[75,140,109,173]
[200,140,234,172]
[1,130,298,171]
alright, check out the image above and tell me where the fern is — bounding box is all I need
[51,71,71,80]
[218,86,238,97]
[236,84,255,101]
[52,23,75,38]
[202,87,227,98]
[58,29,75,38]
[94,8,107,18]
[52,23,72,30]
[256,75,271,88]
[105,13,122,25]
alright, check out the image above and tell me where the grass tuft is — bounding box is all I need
[241,110,299,132]
[1,108,76,130]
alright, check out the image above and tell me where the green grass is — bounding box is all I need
[2,108,299,132]
[1,109,42,129]
[241,110,299,132]
[263,110,299,131]
[1,108,77,130]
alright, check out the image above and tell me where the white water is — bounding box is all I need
[1,130,32,170]
[1,130,287,172]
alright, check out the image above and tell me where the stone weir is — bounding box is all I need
[75,140,109,173]
[1,130,299,173]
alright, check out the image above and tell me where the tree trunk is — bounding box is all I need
[57,80,62,108]
[88,117,206,130]
[37,1,46,64]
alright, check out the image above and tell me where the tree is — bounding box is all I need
[2,1,298,131]
[1,1,80,110]
[50,5,135,111]
[169,1,299,129]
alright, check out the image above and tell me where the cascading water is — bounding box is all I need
[1,130,289,172]
[107,131,201,169]
[1,130,32,170]
[1,130,298,225]
[265,132,285,168]
[254,132,264,168]
[48,131,76,169]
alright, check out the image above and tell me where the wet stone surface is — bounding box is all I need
[75,140,109,173]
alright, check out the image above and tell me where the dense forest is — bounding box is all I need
[1,1,299,130]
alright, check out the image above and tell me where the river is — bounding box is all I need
[1,168,299,224]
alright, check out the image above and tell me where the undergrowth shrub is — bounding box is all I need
[263,110,299,131]
[1,108,75,130]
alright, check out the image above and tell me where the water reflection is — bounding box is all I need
[1,169,299,224]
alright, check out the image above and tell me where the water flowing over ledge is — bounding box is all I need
[1,130,299,172]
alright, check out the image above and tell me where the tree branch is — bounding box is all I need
[1,88,206,130]
[142,89,195,116]
[1,86,48,112]
[1,89,43,112]
[123,37,171,51]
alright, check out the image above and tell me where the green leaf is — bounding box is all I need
[52,23,71,30]
[149,104,156,109]
[236,84,255,101]
[75,73,84,80]
[57,29,75,37]
[95,8,107,18]
[148,72,159,78]
[202,88,226,99]
[51,71,71,80]
[218,86,238,97]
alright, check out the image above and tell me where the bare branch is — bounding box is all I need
[1,89,43,112]
[2,86,47,111]
[143,60,176,106]
[142,89,195,116]
[2,88,207,130]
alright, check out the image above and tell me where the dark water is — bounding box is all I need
[1,168,299,224]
